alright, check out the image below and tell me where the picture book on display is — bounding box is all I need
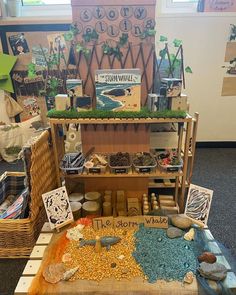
[95,69,141,111]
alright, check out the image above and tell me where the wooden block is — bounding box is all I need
[30,245,47,259]
[163,179,172,187]
[23,260,42,276]
[15,276,34,294]
[36,233,53,245]
[223,272,236,294]
[225,42,236,62]
[159,195,174,201]
[161,205,179,215]
[41,222,53,233]
[159,200,176,207]
[222,77,236,96]
[170,95,188,111]
[208,241,222,255]
[216,255,231,270]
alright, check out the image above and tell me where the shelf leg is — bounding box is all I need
[179,119,192,212]
[50,123,61,187]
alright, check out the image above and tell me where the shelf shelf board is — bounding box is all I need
[50,116,192,125]
[62,169,183,179]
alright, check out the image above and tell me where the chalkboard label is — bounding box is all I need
[139,167,151,173]
[89,167,101,174]
[114,168,127,174]
[66,169,79,175]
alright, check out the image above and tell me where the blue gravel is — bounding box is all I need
[133,225,198,283]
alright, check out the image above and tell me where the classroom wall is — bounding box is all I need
[157,14,236,141]
[1,12,236,141]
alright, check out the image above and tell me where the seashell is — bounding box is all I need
[118,255,125,260]
[66,224,84,241]
[62,267,79,281]
[198,252,217,264]
[43,263,65,284]
[184,228,195,241]
[62,253,72,263]
[171,214,192,229]
[183,271,194,284]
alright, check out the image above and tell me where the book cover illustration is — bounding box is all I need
[95,69,141,111]
[8,33,30,56]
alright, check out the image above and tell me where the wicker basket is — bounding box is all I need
[0,130,57,258]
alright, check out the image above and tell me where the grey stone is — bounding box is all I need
[198,262,227,281]
[166,227,184,239]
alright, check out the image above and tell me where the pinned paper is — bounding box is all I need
[0,53,17,93]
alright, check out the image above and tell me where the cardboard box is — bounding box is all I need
[95,69,141,111]
[170,94,188,111]
[161,78,182,97]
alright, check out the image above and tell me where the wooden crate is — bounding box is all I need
[0,130,57,258]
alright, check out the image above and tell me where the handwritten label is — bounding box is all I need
[93,217,113,230]
[89,167,101,174]
[92,216,168,230]
[139,167,151,173]
[114,168,127,174]
[114,216,142,229]
[143,216,168,228]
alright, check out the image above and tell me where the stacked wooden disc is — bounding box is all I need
[82,201,100,217]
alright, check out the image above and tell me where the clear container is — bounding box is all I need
[60,152,85,175]
[109,153,131,174]
[132,152,157,173]
[84,153,108,174]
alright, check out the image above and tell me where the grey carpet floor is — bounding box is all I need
[0,148,235,295]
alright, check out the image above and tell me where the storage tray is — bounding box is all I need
[109,153,131,174]
[60,152,85,175]
[84,154,108,174]
[132,152,157,173]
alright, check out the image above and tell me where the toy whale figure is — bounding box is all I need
[78,236,121,250]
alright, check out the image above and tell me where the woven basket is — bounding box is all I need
[0,130,57,258]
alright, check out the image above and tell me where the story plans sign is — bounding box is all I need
[93,216,168,230]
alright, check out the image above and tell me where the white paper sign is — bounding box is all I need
[42,186,74,230]
[185,184,213,225]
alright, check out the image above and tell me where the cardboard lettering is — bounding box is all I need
[143,216,168,228]
[93,217,113,230]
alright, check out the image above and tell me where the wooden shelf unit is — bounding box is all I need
[49,114,197,212]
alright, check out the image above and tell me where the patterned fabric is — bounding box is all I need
[0,173,26,204]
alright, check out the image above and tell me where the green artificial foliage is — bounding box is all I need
[140,29,156,40]
[47,108,187,119]
[102,33,128,60]
[159,48,167,59]
[173,39,182,47]
[160,35,168,42]
[82,29,99,43]
[27,63,37,78]
[185,66,193,73]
